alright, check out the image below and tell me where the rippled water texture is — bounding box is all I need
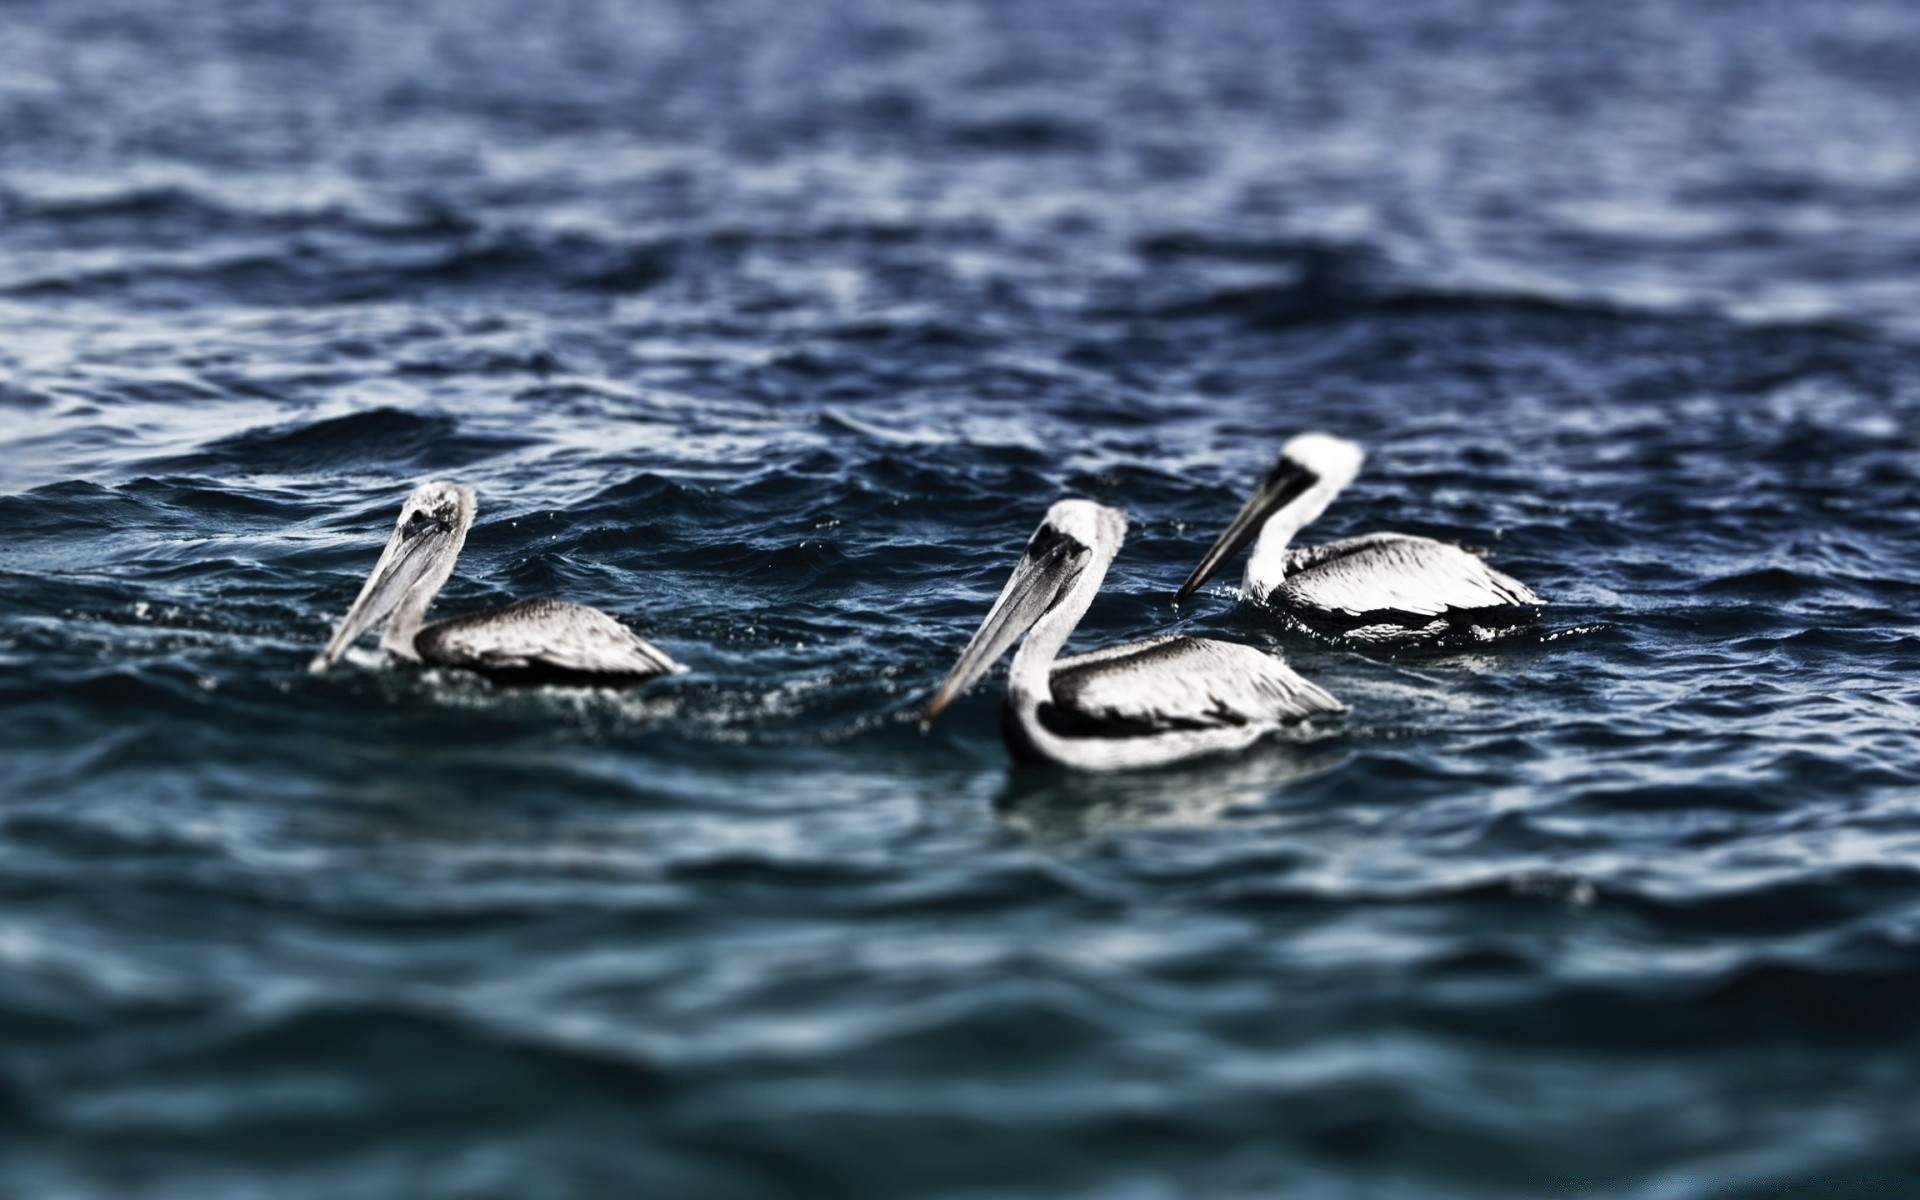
[4,1,1919,1196]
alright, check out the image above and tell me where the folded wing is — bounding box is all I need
[1281,533,1541,618]
[414,598,683,680]
[1047,635,1343,734]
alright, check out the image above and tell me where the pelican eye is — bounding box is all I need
[1027,523,1088,560]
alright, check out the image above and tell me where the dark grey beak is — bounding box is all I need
[1174,459,1319,604]
[923,530,1087,723]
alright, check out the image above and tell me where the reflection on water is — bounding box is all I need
[997,740,1352,839]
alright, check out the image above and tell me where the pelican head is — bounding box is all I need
[309,481,475,673]
[1175,432,1364,603]
[923,499,1125,723]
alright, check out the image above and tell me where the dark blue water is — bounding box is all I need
[4,1,1920,1195]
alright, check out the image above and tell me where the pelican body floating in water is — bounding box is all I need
[925,499,1343,771]
[310,482,684,685]
[1176,434,1543,641]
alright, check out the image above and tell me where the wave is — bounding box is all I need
[150,409,534,476]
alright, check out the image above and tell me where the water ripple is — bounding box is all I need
[5,0,1920,1196]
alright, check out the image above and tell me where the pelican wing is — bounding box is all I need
[1047,635,1343,734]
[1280,533,1541,618]
[414,599,683,680]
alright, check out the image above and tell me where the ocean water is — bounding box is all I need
[3,1,1919,1196]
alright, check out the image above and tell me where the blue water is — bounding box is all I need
[3,1,1919,1195]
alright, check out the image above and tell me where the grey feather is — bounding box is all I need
[1277,533,1541,619]
[1051,635,1345,731]
[414,598,684,680]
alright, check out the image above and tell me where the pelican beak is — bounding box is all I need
[1174,458,1319,604]
[309,513,457,673]
[923,528,1087,724]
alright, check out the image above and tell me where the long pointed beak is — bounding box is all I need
[923,538,1084,723]
[308,520,452,673]
[1174,460,1318,604]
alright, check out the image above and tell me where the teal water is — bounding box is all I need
[4,2,1920,1196]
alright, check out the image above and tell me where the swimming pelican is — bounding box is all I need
[309,481,684,684]
[924,499,1343,771]
[1174,433,1542,640]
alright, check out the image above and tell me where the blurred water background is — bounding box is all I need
[3,1,1919,1196]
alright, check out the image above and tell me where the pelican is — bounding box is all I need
[924,499,1343,771]
[309,481,684,684]
[1175,433,1542,640]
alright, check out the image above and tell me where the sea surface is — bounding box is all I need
[3,1,1919,1196]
